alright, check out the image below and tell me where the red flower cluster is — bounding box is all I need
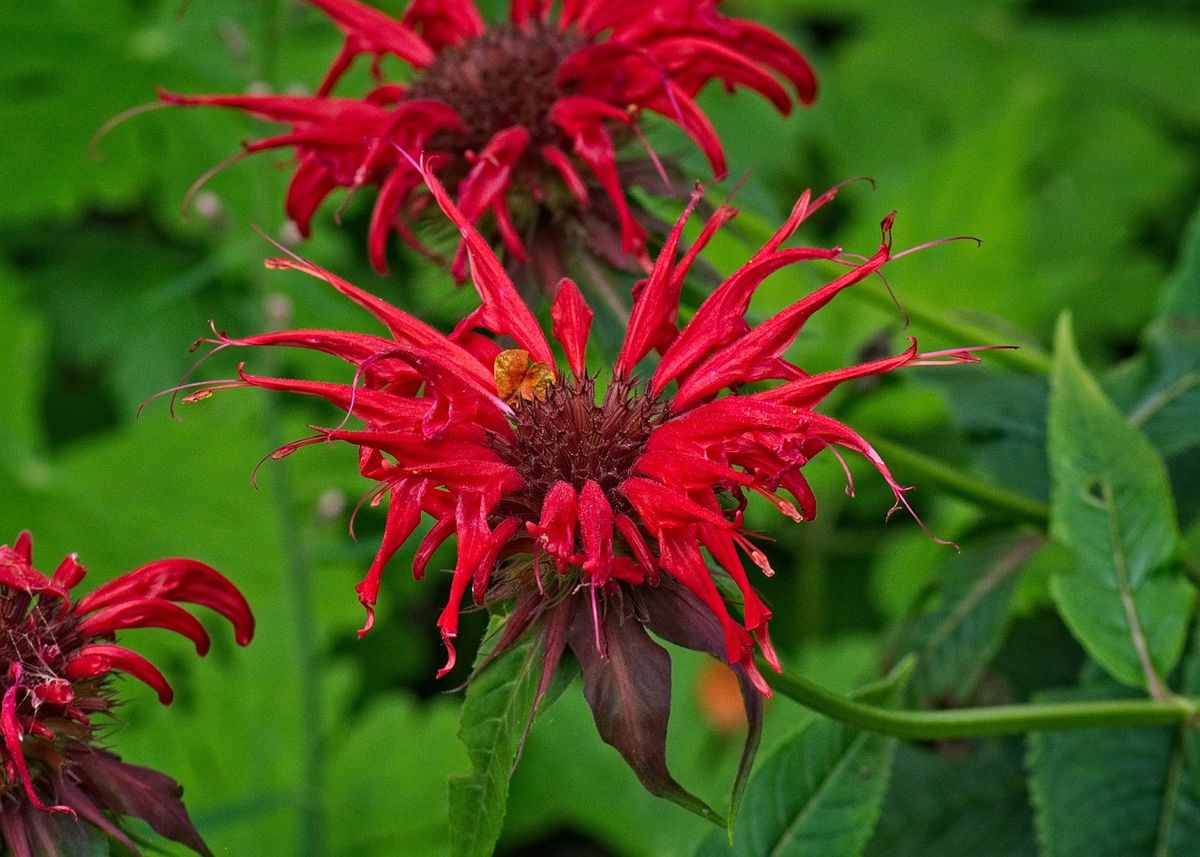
[161,0,816,281]
[0,531,253,857]
[180,165,977,815]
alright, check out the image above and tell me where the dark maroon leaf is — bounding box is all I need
[567,598,725,825]
[639,582,764,827]
[74,751,212,857]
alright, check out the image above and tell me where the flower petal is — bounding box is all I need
[67,645,174,705]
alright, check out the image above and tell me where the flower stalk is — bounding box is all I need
[768,660,1199,739]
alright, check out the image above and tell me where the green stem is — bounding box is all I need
[846,287,1052,375]
[869,436,1050,526]
[251,5,323,856]
[768,665,1199,739]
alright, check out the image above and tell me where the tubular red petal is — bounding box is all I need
[307,0,435,93]
[285,161,338,238]
[418,161,554,364]
[472,517,521,603]
[616,185,703,376]
[550,278,593,377]
[3,675,75,815]
[724,18,819,104]
[526,481,579,570]
[13,531,32,563]
[414,513,456,581]
[669,233,892,411]
[354,478,428,635]
[67,645,174,705]
[76,559,254,647]
[540,144,589,205]
[641,83,726,178]
[753,340,920,409]
[78,599,212,656]
[550,99,646,256]
[434,495,493,676]
[579,480,616,585]
[455,126,531,226]
[401,0,484,50]
[614,513,659,584]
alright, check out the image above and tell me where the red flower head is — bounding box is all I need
[0,531,254,857]
[178,168,979,817]
[159,0,816,284]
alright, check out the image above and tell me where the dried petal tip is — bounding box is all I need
[0,531,251,856]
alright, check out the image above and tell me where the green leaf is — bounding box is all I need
[865,740,1036,857]
[1027,666,1200,857]
[448,615,542,857]
[1048,313,1193,691]
[893,535,1036,705]
[1127,205,1200,462]
[694,660,912,857]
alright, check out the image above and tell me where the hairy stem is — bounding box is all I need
[767,663,1198,739]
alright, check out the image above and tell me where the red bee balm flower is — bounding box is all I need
[0,532,253,857]
[182,170,976,817]
[160,0,816,281]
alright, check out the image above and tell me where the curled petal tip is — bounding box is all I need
[436,631,458,678]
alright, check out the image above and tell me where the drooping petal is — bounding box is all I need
[76,560,254,647]
[578,480,616,585]
[526,481,579,570]
[2,672,74,815]
[307,0,435,95]
[67,646,175,705]
[354,478,428,636]
[77,599,212,656]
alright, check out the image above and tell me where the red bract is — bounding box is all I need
[160,0,816,283]
[181,168,977,817]
[0,532,253,857]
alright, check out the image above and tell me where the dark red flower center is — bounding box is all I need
[408,22,581,157]
[493,375,662,516]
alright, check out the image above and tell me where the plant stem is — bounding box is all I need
[869,435,1050,526]
[767,665,1198,739]
[252,5,324,856]
[846,287,1052,375]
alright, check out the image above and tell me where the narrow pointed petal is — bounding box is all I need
[616,186,704,376]
[550,278,593,377]
[420,164,555,364]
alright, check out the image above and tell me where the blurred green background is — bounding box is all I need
[1,0,1198,854]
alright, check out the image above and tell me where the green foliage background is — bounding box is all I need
[1,0,1198,855]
